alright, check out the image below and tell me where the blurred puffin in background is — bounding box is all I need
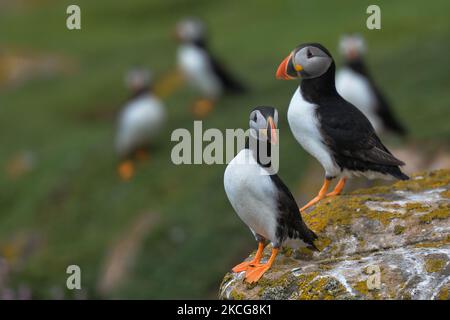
[174,18,247,117]
[276,43,408,212]
[336,34,407,136]
[224,106,317,283]
[116,68,166,180]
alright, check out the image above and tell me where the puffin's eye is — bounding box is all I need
[306,49,313,59]
[253,113,258,121]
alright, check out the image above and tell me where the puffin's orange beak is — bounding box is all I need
[347,47,358,60]
[172,27,181,42]
[267,117,278,144]
[277,52,303,80]
[276,53,293,80]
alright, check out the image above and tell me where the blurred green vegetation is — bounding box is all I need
[0,0,449,298]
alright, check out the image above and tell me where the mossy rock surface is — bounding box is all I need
[219,169,450,300]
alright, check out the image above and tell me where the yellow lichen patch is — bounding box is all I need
[294,247,314,259]
[305,195,372,233]
[353,280,369,295]
[318,263,334,271]
[419,206,450,223]
[437,286,449,300]
[315,237,332,251]
[366,210,403,226]
[352,170,450,196]
[229,290,245,300]
[441,189,450,199]
[395,170,450,191]
[414,235,450,248]
[255,272,299,298]
[297,274,347,300]
[351,185,391,195]
[425,257,447,273]
[281,246,293,257]
[405,202,431,213]
[394,225,406,235]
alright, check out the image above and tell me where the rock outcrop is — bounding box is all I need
[219,169,450,300]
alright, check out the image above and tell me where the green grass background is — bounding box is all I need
[0,0,449,298]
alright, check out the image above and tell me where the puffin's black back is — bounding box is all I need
[316,95,409,180]
[269,174,318,249]
[193,39,248,94]
[346,59,407,136]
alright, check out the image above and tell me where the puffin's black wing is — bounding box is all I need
[317,98,409,179]
[269,174,318,249]
[372,85,407,136]
[207,53,247,94]
[347,60,407,136]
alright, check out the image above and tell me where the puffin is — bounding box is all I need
[276,43,409,212]
[224,106,317,283]
[116,68,166,180]
[336,34,407,136]
[175,18,247,117]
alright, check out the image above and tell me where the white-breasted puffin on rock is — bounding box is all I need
[175,18,247,117]
[224,106,317,283]
[336,34,407,136]
[276,43,409,212]
[116,68,166,180]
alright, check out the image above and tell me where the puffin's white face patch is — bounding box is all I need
[249,110,268,141]
[293,46,332,79]
[339,34,367,58]
[176,18,205,42]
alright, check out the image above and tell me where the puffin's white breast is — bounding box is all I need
[224,149,278,242]
[116,94,166,157]
[177,44,222,99]
[336,67,381,133]
[287,87,340,178]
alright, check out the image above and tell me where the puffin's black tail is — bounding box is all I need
[299,221,319,251]
[384,165,409,181]
[209,55,248,95]
[373,87,408,137]
[378,106,408,137]
[391,170,409,181]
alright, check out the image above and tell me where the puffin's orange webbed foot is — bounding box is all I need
[233,261,259,273]
[118,160,134,181]
[245,265,271,283]
[192,99,215,118]
[232,242,265,273]
[135,149,150,162]
[244,248,279,283]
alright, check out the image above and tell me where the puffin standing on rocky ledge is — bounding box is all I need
[336,34,407,136]
[276,43,409,212]
[224,106,317,283]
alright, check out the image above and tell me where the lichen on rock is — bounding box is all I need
[219,169,450,300]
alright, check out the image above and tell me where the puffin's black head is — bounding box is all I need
[339,34,366,61]
[125,68,151,94]
[276,43,333,80]
[249,106,278,145]
[174,18,206,46]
